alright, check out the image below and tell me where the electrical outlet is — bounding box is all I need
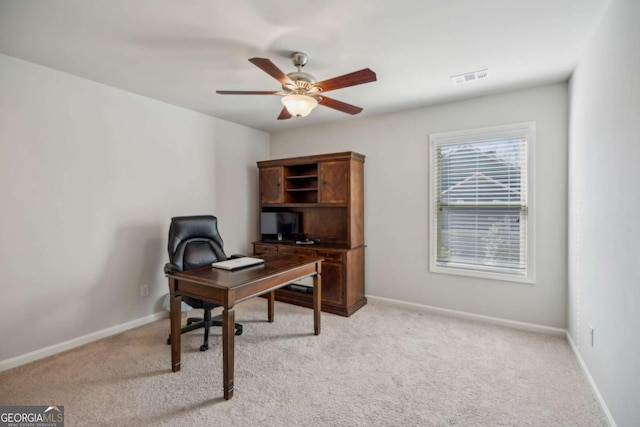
[589,325,594,347]
[139,284,149,298]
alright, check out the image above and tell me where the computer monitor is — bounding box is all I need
[261,212,300,238]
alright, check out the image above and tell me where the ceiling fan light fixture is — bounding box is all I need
[281,94,318,118]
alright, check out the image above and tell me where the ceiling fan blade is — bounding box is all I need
[277,107,292,120]
[317,96,363,115]
[249,58,293,86]
[315,68,377,93]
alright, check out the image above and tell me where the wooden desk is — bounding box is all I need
[166,253,322,400]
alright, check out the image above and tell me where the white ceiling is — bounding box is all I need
[0,0,610,132]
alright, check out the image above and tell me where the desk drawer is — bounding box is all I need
[278,246,314,256]
[313,250,344,262]
[254,244,277,255]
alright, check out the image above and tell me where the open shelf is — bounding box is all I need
[286,174,318,180]
[283,163,318,203]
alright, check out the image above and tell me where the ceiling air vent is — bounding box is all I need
[451,69,489,85]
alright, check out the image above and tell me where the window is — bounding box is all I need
[429,122,535,283]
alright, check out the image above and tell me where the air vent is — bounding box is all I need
[451,69,489,85]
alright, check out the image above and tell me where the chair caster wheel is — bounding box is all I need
[166,337,171,345]
[200,344,209,352]
[235,327,243,336]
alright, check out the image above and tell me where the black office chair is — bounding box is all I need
[164,215,243,351]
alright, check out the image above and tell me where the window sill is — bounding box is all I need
[430,264,534,284]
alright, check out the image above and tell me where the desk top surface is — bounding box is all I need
[166,253,322,289]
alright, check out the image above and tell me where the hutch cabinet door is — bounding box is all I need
[319,161,349,204]
[260,166,284,204]
[320,261,345,305]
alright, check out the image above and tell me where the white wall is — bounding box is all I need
[568,0,640,425]
[212,119,266,256]
[271,83,568,328]
[0,54,269,362]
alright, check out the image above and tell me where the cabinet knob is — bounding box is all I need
[323,180,327,185]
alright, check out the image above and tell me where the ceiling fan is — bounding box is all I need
[216,52,377,120]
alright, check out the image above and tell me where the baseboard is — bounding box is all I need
[566,332,617,427]
[0,311,168,373]
[365,295,566,336]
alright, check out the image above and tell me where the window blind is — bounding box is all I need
[434,136,528,276]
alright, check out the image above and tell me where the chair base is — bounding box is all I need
[166,313,243,351]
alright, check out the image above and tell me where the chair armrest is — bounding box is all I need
[164,262,180,274]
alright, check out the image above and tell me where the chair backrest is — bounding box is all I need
[167,215,227,272]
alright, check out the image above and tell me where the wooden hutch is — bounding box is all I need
[254,151,366,316]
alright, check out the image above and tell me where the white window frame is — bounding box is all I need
[429,122,536,284]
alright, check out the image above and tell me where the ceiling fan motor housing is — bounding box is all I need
[284,52,320,94]
[284,71,318,93]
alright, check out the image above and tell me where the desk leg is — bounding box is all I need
[313,264,322,336]
[169,279,181,372]
[222,306,235,400]
[267,291,275,323]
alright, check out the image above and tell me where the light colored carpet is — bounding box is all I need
[0,298,606,426]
